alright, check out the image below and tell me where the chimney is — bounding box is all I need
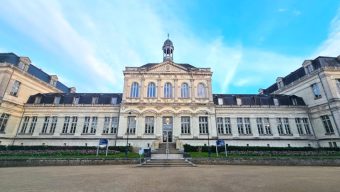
[69,87,76,93]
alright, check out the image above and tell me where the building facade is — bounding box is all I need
[0,39,339,149]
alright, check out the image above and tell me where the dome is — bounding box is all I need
[163,39,173,47]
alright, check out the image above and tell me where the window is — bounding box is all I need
[292,98,298,105]
[147,82,156,98]
[50,116,57,133]
[90,117,97,133]
[34,96,41,104]
[218,98,223,105]
[92,97,99,104]
[10,80,21,96]
[130,82,140,98]
[321,115,334,134]
[83,116,90,133]
[257,118,264,135]
[199,116,208,134]
[237,117,244,134]
[0,113,10,133]
[41,116,50,134]
[236,98,242,105]
[62,116,70,133]
[277,118,283,135]
[73,97,79,104]
[295,118,303,135]
[127,116,136,134]
[54,96,61,104]
[145,116,154,134]
[29,116,37,134]
[273,98,279,106]
[70,116,77,134]
[302,118,311,135]
[244,118,252,134]
[311,83,321,99]
[283,118,291,135]
[20,116,30,134]
[263,118,272,135]
[164,82,172,98]
[197,83,206,98]
[217,117,224,134]
[181,116,190,134]
[305,64,314,74]
[110,117,118,134]
[181,83,189,98]
[103,117,110,134]
[111,97,117,104]
[224,117,232,134]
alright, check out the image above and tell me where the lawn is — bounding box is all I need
[188,152,340,159]
[0,152,141,159]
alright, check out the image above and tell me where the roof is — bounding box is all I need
[27,93,122,105]
[0,53,70,93]
[264,56,340,94]
[213,94,306,106]
[139,62,197,70]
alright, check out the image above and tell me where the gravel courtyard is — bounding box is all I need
[1,165,340,192]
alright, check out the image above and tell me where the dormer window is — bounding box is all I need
[54,96,61,104]
[111,97,117,104]
[276,77,284,89]
[236,97,242,105]
[291,98,298,105]
[50,75,58,87]
[92,96,99,104]
[18,57,31,72]
[305,64,314,74]
[274,98,279,106]
[218,98,223,105]
[73,97,79,104]
[34,96,41,104]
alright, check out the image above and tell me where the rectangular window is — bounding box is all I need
[321,115,334,134]
[62,116,70,133]
[218,98,223,105]
[224,117,232,134]
[10,80,21,97]
[199,116,209,134]
[0,113,10,133]
[264,118,272,135]
[277,118,283,135]
[217,117,224,134]
[20,116,30,134]
[54,96,61,104]
[83,116,90,133]
[29,116,37,134]
[302,118,311,135]
[237,117,244,134]
[90,117,97,133]
[41,116,50,134]
[49,116,57,133]
[103,117,110,134]
[181,116,190,134]
[257,118,264,135]
[111,97,117,105]
[73,97,79,104]
[295,118,304,135]
[110,117,118,134]
[127,116,136,134]
[311,83,321,99]
[244,118,252,134]
[70,116,77,134]
[34,96,41,104]
[283,118,291,135]
[145,116,154,134]
[92,97,99,104]
[274,98,279,106]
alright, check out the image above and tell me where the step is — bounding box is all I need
[138,159,196,167]
[151,154,183,159]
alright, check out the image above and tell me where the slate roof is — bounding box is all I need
[0,53,70,93]
[27,93,122,105]
[213,94,306,106]
[264,56,340,94]
[139,63,197,70]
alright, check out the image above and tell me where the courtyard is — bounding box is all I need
[0,165,340,192]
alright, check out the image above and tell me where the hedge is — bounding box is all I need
[0,145,132,152]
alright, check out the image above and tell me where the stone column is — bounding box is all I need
[174,78,178,101]
[157,78,161,101]
[190,79,195,102]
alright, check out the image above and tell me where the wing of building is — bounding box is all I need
[0,39,339,148]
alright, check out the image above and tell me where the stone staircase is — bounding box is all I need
[138,143,196,167]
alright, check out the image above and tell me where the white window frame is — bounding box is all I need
[130,82,140,98]
[147,82,156,98]
[237,117,244,134]
[10,80,21,97]
[181,116,191,134]
[197,83,206,98]
[199,116,209,134]
[145,116,154,134]
[127,116,136,134]
[181,83,189,98]
[164,82,173,98]
[29,116,37,134]
[321,115,334,134]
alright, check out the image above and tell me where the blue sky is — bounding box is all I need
[1,0,340,93]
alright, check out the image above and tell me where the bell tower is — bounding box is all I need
[162,34,174,62]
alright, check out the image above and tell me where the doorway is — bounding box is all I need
[162,116,173,143]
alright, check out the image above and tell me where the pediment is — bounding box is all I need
[147,62,188,73]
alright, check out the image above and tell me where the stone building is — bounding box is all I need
[0,38,339,148]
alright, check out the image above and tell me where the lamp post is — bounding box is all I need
[125,112,131,158]
[206,112,211,158]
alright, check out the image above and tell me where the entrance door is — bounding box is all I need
[162,116,173,143]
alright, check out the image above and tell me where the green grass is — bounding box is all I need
[0,152,140,159]
[188,152,340,159]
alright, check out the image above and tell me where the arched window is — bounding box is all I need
[197,83,206,98]
[164,82,172,98]
[181,83,189,98]
[130,82,139,98]
[147,82,156,98]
